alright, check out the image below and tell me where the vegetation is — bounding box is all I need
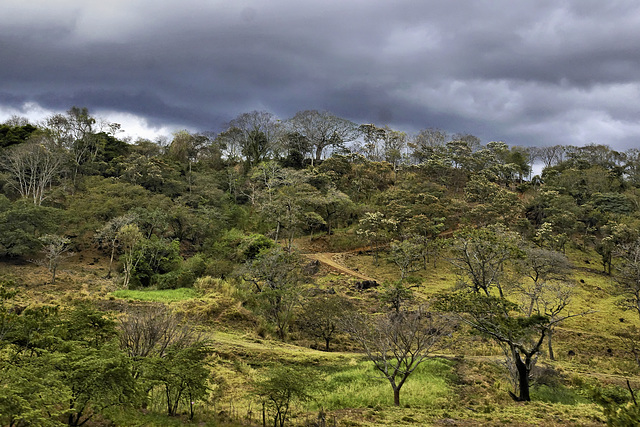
[1,107,640,425]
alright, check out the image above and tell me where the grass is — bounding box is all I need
[111,287,199,302]
[4,238,638,425]
[316,357,454,410]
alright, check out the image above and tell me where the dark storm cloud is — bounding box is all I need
[2,0,640,147]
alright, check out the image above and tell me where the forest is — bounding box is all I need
[2,106,640,426]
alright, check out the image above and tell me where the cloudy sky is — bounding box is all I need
[1,0,640,148]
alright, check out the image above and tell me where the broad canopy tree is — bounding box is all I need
[287,110,359,165]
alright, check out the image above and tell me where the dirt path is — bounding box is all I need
[305,252,378,282]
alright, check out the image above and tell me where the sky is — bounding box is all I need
[1,0,640,149]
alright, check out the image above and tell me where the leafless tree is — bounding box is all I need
[1,135,65,205]
[287,110,359,165]
[344,307,450,406]
[531,145,565,169]
[119,306,199,378]
[39,234,73,285]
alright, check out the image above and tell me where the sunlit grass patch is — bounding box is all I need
[111,287,198,302]
[315,357,454,410]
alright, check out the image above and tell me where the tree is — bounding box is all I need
[117,224,144,288]
[0,199,61,258]
[59,345,136,426]
[409,127,448,164]
[356,211,398,264]
[118,306,197,379]
[223,111,282,167]
[255,366,316,427]
[613,238,640,320]
[39,234,73,285]
[241,247,307,340]
[345,308,449,406]
[514,246,575,360]
[380,280,417,314]
[146,342,211,419]
[297,294,351,351]
[389,239,424,281]
[287,110,359,164]
[449,226,521,298]
[1,134,65,205]
[437,292,547,402]
[95,214,136,278]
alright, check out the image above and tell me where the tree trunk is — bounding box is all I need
[393,387,400,406]
[325,337,330,352]
[510,352,531,402]
[548,329,555,361]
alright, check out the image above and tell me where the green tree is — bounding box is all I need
[241,247,307,340]
[356,211,398,264]
[95,214,136,278]
[297,294,351,351]
[146,342,210,419]
[436,292,547,402]
[0,199,61,258]
[255,366,316,427]
[117,223,144,288]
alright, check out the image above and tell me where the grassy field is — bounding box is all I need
[4,236,639,426]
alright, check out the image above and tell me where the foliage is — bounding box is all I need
[255,365,317,427]
[0,199,61,257]
[240,247,308,340]
[145,341,211,418]
[297,293,352,351]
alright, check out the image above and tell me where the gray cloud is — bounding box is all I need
[2,0,640,148]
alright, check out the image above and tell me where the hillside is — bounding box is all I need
[2,109,640,425]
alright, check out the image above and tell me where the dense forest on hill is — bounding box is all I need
[3,107,640,426]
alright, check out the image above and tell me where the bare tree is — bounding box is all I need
[344,307,450,406]
[287,110,359,165]
[118,306,199,378]
[532,145,565,169]
[1,135,65,205]
[39,234,73,285]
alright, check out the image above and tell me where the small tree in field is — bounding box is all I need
[436,292,550,402]
[39,234,73,285]
[255,366,316,427]
[95,214,135,278]
[345,307,449,406]
[117,224,143,288]
[297,294,351,351]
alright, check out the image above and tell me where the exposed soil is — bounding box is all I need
[304,252,378,282]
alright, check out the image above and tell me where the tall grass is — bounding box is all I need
[313,357,454,410]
